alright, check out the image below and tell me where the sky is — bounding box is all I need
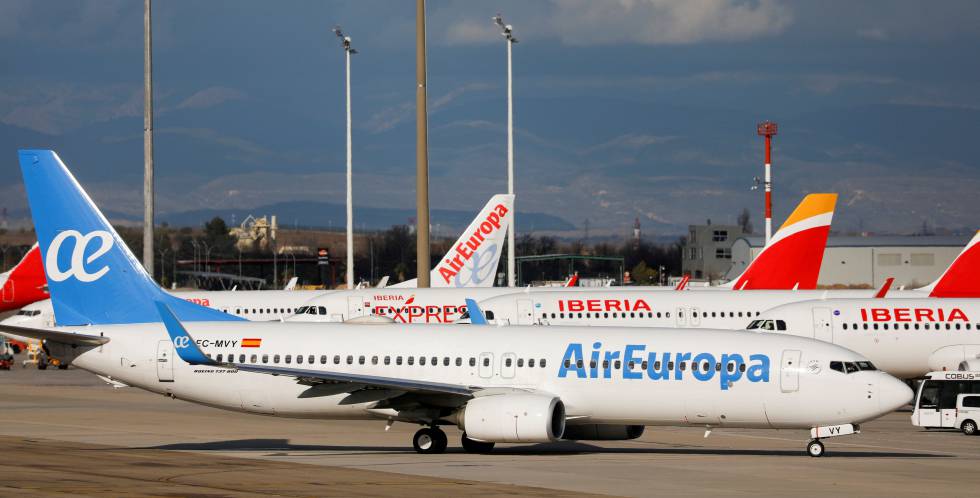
[1,0,980,236]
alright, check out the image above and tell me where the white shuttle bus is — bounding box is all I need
[911,371,980,434]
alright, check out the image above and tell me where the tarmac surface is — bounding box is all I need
[1,364,979,497]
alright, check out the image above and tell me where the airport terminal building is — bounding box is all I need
[724,235,971,288]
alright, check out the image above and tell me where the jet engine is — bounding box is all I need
[958,357,980,371]
[562,424,645,441]
[458,393,565,443]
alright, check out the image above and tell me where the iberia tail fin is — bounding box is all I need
[725,193,837,290]
[922,231,980,298]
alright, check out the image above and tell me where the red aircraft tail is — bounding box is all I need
[923,231,980,298]
[726,193,837,290]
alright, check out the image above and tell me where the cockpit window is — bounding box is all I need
[746,319,786,331]
[830,360,876,374]
[295,306,309,314]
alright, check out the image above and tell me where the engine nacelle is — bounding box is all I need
[958,358,980,371]
[929,345,980,372]
[459,393,565,443]
[562,424,645,441]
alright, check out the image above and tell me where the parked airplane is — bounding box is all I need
[751,298,980,378]
[0,243,48,312]
[285,194,841,324]
[0,150,912,457]
[0,193,516,330]
[477,230,980,328]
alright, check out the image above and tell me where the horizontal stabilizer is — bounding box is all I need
[0,323,108,346]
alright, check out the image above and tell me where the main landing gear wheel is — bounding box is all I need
[806,439,825,457]
[412,427,448,454]
[961,420,978,436]
[461,432,495,453]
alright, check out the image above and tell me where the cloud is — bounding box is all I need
[581,133,679,154]
[799,73,896,95]
[365,82,494,133]
[433,0,793,46]
[175,87,247,110]
[161,127,272,159]
[0,84,141,135]
[856,27,889,41]
[445,19,501,44]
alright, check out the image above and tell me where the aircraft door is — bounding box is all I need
[501,353,516,378]
[779,349,801,392]
[156,340,174,382]
[1,281,13,303]
[675,307,686,327]
[517,299,533,325]
[812,307,833,343]
[478,352,494,379]
[691,307,702,327]
[347,297,364,321]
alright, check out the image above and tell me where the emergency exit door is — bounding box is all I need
[517,299,533,325]
[478,352,494,379]
[156,340,174,382]
[347,297,364,321]
[812,307,833,343]
[780,349,801,392]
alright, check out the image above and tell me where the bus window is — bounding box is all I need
[918,381,939,408]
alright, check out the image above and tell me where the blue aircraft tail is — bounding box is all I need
[18,149,243,325]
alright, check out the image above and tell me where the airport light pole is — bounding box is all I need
[333,26,357,289]
[493,13,518,287]
[757,121,778,244]
[416,0,431,287]
[143,0,155,276]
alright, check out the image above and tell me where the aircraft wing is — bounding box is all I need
[230,363,474,396]
[0,323,109,346]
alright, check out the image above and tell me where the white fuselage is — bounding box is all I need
[477,289,930,329]
[758,298,980,378]
[54,322,909,430]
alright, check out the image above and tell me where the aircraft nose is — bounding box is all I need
[879,374,913,413]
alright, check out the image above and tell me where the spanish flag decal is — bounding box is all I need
[242,338,262,348]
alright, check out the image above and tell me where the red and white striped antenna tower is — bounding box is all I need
[757,121,778,244]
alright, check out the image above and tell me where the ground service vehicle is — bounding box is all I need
[911,371,980,434]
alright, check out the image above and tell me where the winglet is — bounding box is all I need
[874,277,894,298]
[464,298,489,325]
[674,274,690,291]
[155,301,217,366]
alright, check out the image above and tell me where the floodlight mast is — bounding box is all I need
[493,13,518,287]
[334,25,357,289]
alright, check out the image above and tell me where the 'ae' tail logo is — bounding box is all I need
[45,230,113,283]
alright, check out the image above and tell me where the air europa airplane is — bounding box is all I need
[477,226,980,329]
[285,194,843,325]
[0,193,517,331]
[0,150,910,457]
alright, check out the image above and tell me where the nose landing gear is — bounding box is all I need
[807,423,860,457]
[412,427,448,454]
[806,439,825,457]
